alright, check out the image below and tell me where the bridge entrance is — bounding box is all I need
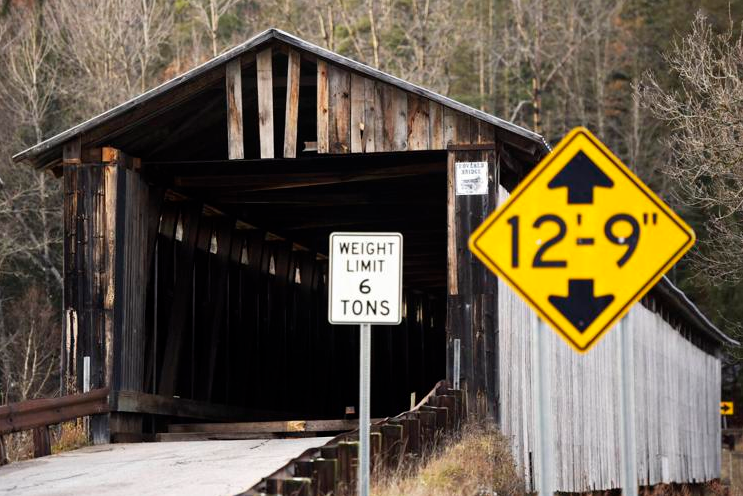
[15,30,544,442]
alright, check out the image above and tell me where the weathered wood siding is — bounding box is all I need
[446,148,499,421]
[63,156,157,442]
[317,62,493,154]
[497,185,722,491]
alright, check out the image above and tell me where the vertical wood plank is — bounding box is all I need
[256,48,274,159]
[392,88,408,151]
[283,50,300,158]
[73,166,86,393]
[407,94,430,151]
[373,81,385,151]
[226,58,244,160]
[475,120,496,144]
[103,164,119,390]
[444,107,456,146]
[363,78,377,153]
[328,65,350,154]
[446,153,458,296]
[429,102,444,149]
[350,73,365,153]
[316,60,329,154]
[63,166,79,385]
[444,108,473,145]
[379,83,408,151]
[455,113,473,145]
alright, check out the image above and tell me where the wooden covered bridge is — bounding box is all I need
[11,28,737,492]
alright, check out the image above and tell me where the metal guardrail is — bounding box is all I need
[0,387,110,464]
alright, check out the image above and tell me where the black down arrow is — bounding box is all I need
[548,279,614,332]
[548,150,614,204]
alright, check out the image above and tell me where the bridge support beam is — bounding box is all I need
[445,145,499,422]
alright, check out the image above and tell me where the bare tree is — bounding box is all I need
[0,286,59,404]
[47,0,173,118]
[505,0,610,134]
[642,12,743,284]
[190,0,244,57]
[0,5,63,296]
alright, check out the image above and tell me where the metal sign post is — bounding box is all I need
[328,232,403,496]
[359,323,371,496]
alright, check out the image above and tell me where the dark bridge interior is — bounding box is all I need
[137,149,448,426]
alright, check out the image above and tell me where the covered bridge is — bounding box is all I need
[12,28,736,492]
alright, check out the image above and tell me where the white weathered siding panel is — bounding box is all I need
[497,183,721,492]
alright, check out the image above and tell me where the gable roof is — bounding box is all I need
[12,28,549,168]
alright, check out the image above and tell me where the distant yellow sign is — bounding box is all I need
[469,127,695,353]
[721,402,734,416]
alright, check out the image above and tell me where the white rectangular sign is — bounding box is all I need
[455,161,489,195]
[328,232,403,325]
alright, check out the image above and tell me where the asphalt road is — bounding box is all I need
[0,437,331,496]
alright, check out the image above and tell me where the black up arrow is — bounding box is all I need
[548,150,614,204]
[548,279,614,332]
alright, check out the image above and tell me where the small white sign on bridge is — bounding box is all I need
[328,232,403,325]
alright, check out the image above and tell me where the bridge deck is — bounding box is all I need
[0,437,331,496]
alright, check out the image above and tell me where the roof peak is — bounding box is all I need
[13,27,546,168]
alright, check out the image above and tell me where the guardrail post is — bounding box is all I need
[33,426,52,458]
[369,432,381,473]
[380,424,403,470]
[421,405,447,440]
[0,434,7,465]
[312,457,337,496]
[338,440,358,496]
[417,410,436,453]
[437,395,457,431]
[402,415,421,454]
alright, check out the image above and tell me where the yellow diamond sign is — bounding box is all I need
[469,127,695,353]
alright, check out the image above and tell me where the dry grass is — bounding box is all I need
[3,431,33,462]
[372,422,524,496]
[3,419,89,463]
[52,419,90,454]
